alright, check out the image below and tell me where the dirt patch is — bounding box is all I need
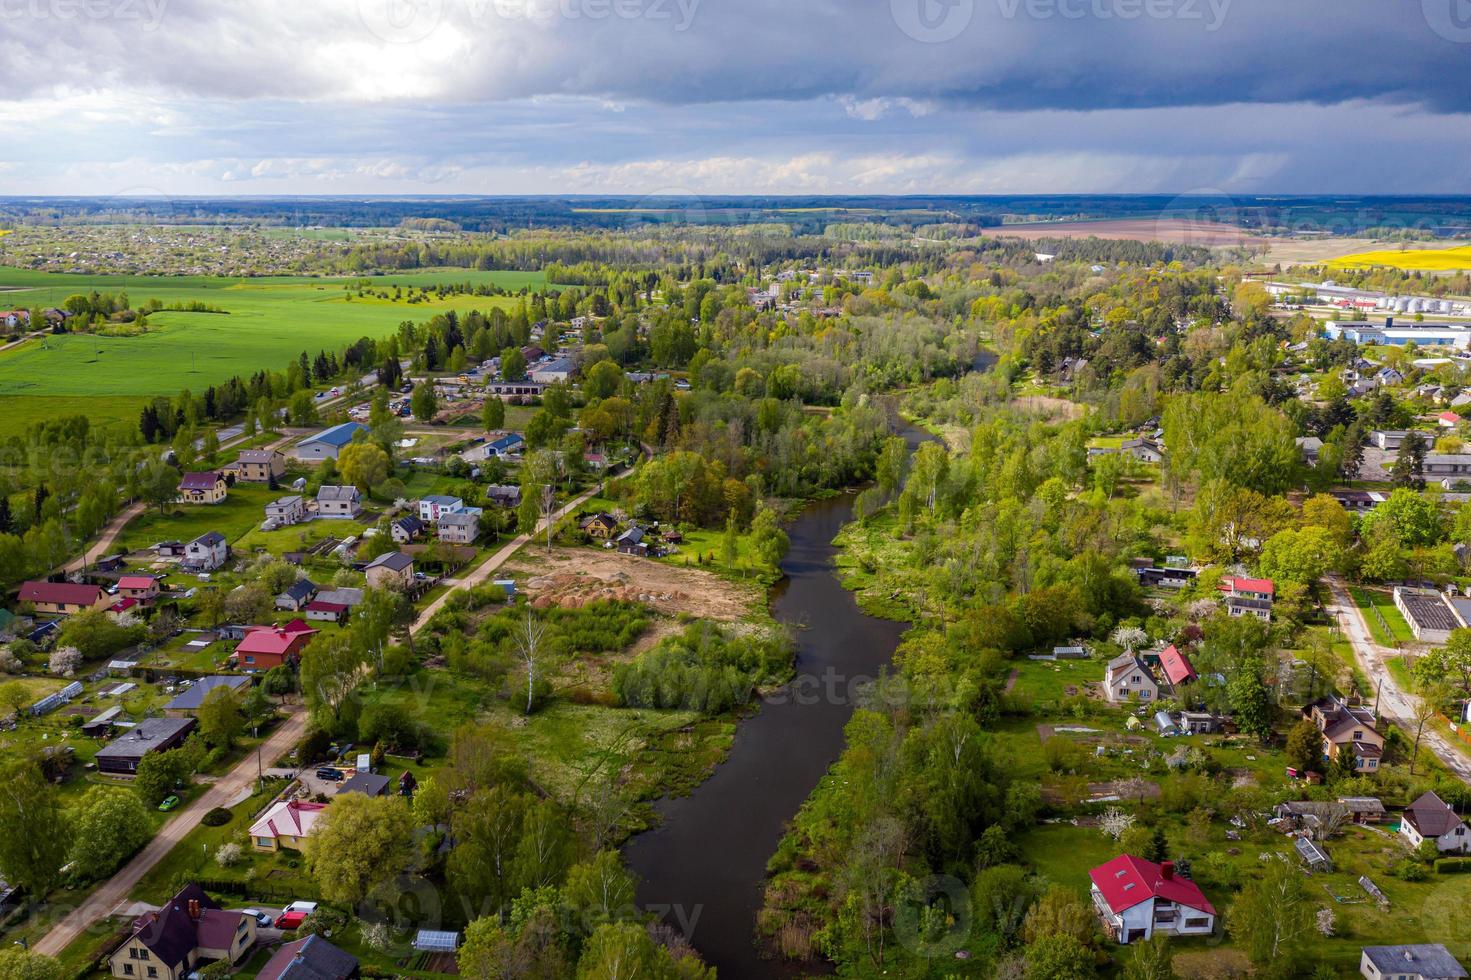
[1010,395,1087,420]
[985,218,1253,246]
[509,546,759,622]
[1170,948,1251,979]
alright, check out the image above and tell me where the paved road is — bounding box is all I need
[32,708,308,957]
[410,482,604,634]
[1325,579,1471,783]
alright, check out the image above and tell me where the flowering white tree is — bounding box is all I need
[215,842,242,867]
[1111,626,1147,654]
[48,646,82,677]
[1099,806,1136,840]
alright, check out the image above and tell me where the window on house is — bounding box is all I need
[123,965,134,976]
[146,969,156,978]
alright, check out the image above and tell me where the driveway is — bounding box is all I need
[32,708,308,957]
[1325,578,1471,783]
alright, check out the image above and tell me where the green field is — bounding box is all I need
[0,267,550,435]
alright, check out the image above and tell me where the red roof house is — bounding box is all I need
[19,580,106,615]
[1440,411,1462,427]
[1218,576,1275,599]
[1089,855,1215,944]
[1158,645,1198,688]
[117,575,161,601]
[233,620,317,670]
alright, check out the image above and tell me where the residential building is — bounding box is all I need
[250,799,328,852]
[1400,791,1471,854]
[1304,695,1385,774]
[233,620,317,670]
[1395,587,1460,643]
[1360,944,1468,980]
[316,485,362,519]
[580,513,619,539]
[265,495,306,527]
[364,551,414,589]
[256,935,359,980]
[338,772,391,797]
[1104,653,1159,703]
[163,676,251,716]
[1089,855,1215,944]
[1441,411,1463,428]
[484,485,521,507]
[18,581,107,616]
[275,578,318,612]
[304,600,349,624]
[1157,644,1197,690]
[1296,436,1323,465]
[583,451,608,471]
[1121,437,1165,463]
[616,525,649,557]
[390,515,426,544]
[1338,797,1388,824]
[1220,575,1274,621]
[234,449,286,482]
[437,510,480,545]
[183,532,229,572]
[108,884,258,980]
[116,575,161,603]
[315,587,364,608]
[418,495,463,523]
[96,717,197,774]
[297,422,369,461]
[176,471,228,505]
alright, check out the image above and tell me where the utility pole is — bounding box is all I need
[1373,676,1383,718]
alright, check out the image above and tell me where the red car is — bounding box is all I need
[276,911,308,930]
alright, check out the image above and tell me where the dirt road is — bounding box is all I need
[1325,579,1471,783]
[32,709,308,957]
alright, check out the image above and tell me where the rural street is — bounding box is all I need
[32,708,308,958]
[1325,579,1471,783]
[410,482,605,634]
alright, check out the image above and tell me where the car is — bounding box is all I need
[241,909,274,927]
[315,767,344,782]
[158,795,180,811]
[276,910,307,930]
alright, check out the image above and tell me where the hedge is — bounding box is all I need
[1435,857,1471,874]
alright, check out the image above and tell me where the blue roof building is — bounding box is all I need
[297,422,369,460]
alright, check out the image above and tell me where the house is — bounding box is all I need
[95,717,197,774]
[1177,711,1222,734]
[297,422,369,461]
[315,587,364,609]
[257,935,359,980]
[1088,855,1215,944]
[1104,653,1159,703]
[1305,695,1385,774]
[265,495,306,527]
[177,471,228,505]
[390,515,426,544]
[1441,411,1463,428]
[437,510,480,545]
[117,575,161,603]
[183,532,229,572]
[338,771,391,797]
[275,578,318,612]
[1128,559,1198,589]
[616,526,649,557]
[250,799,328,852]
[1296,436,1324,466]
[580,513,619,539]
[316,485,362,519]
[364,551,414,589]
[163,676,251,716]
[108,596,141,618]
[1395,587,1460,643]
[484,485,521,507]
[583,451,608,471]
[18,581,107,616]
[1361,944,1467,980]
[1220,576,1274,621]
[304,600,349,624]
[233,620,317,670]
[418,495,463,523]
[108,884,258,980]
[235,449,286,482]
[1400,791,1471,854]
[1157,645,1197,690]
[1121,438,1165,464]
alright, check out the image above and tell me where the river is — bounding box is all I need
[625,420,935,979]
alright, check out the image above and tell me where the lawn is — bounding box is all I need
[0,266,551,435]
[1350,586,1415,646]
[114,482,281,553]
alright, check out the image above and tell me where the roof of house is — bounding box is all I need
[302,422,367,448]
[1338,796,1386,814]
[109,597,140,613]
[365,551,414,572]
[1442,411,1462,422]
[95,717,197,762]
[581,512,617,528]
[1404,791,1466,839]
[279,579,318,602]
[315,587,364,607]
[422,494,461,506]
[1105,652,1150,679]
[195,907,249,950]
[257,935,359,980]
[317,485,360,502]
[237,449,281,463]
[617,526,645,544]
[164,675,251,711]
[236,622,318,656]
[438,511,478,526]
[19,580,103,606]
[124,884,221,968]
[1361,944,1467,979]
[338,771,392,797]
[393,515,425,532]
[249,799,328,840]
[1089,854,1215,916]
[191,531,227,547]
[1158,644,1197,686]
[305,600,348,615]
[178,471,223,490]
[268,495,303,509]
[1220,575,1275,596]
[117,575,158,591]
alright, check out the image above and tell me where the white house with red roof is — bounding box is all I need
[1157,644,1197,690]
[1440,411,1462,428]
[1219,575,1275,621]
[1089,855,1215,944]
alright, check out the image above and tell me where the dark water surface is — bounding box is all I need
[625,423,933,978]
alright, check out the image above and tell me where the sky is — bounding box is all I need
[1,0,1469,195]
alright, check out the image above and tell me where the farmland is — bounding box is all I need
[1327,243,1471,272]
[0,266,550,434]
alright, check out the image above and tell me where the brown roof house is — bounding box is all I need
[108,884,257,980]
[364,551,414,589]
[1104,653,1159,704]
[177,471,228,505]
[257,935,359,980]
[1400,791,1471,854]
[19,580,108,616]
[1305,695,1385,775]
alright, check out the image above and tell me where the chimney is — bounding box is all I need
[1160,861,1174,881]
[188,899,200,921]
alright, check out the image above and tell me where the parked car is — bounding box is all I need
[315,767,344,782]
[241,909,273,927]
[158,795,180,812]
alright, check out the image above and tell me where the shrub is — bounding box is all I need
[215,843,243,867]
[1435,857,1471,874]
[201,807,232,827]
[1395,858,1429,881]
